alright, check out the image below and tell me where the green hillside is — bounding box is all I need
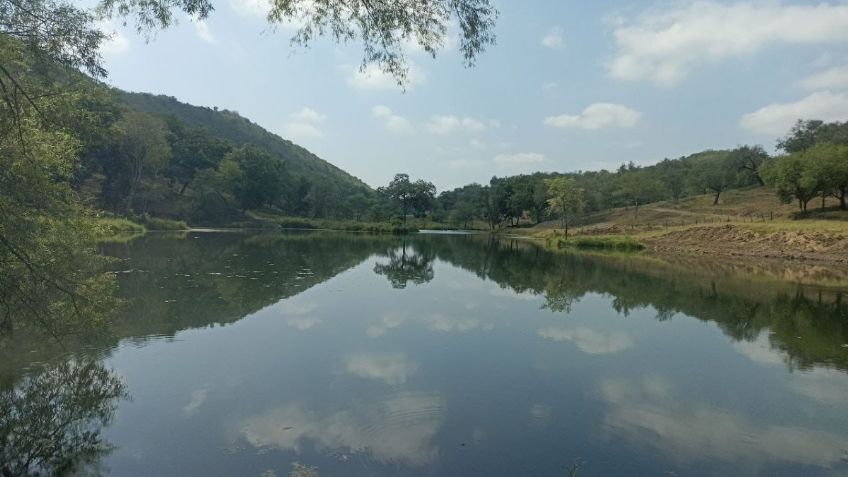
[116,90,371,195]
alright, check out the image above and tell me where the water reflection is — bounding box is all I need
[91,232,848,373]
[373,241,435,289]
[598,376,848,470]
[238,392,445,466]
[0,361,127,476]
[2,231,848,476]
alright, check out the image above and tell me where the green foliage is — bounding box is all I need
[102,111,172,213]
[762,153,820,212]
[377,173,436,224]
[139,215,188,230]
[778,119,848,153]
[92,216,146,241]
[0,41,119,336]
[0,360,127,476]
[688,151,739,205]
[544,177,584,234]
[98,0,497,88]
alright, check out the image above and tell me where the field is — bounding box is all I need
[526,186,848,263]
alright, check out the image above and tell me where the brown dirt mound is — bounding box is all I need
[647,225,848,262]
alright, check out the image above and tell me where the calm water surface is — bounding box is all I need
[3,231,848,476]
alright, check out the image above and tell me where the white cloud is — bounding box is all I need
[541,27,564,49]
[182,388,209,418]
[345,353,418,385]
[492,153,545,175]
[348,63,424,91]
[600,376,848,468]
[542,82,559,91]
[740,91,848,136]
[229,0,270,17]
[239,393,444,466]
[291,107,326,123]
[609,2,848,86]
[194,20,216,44]
[539,327,633,354]
[284,107,326,139]
[799,65,848,91]
[285,123,322,138]
[286,317,321,330]
[424,314,484,333]
[545,103,642,130]
[733,333,848,404]
[426,115,495,134]
[366,311,491,337]
[98,22,130,56]
[372,105,413,133]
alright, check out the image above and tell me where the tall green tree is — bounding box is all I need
[222,146,286,210]
[803,143,848,210]
[111,111,172,213]
[544,177,584,238]
[761,153,818,212]
[730,145,769,187]
[689,152,738,205]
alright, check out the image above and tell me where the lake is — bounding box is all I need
[2,231,848,476]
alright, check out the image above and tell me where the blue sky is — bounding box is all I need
[98,0,848,190]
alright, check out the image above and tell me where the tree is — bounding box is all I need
[656,159,687,202]
[689,153,738,205]
[730,145,769,187]
[378,174,414,223]
[410,179,437,218]
[1,36,119,336]
[618,170,664,216]
[378,174,435,224]
[802,143,848,210]
[778,119,848,153]
[761,153,818,212]
[111,111,172,213]
[98,0,498,87]
[165,117,230,195]
[544,177,584,238]
[222,146,286,210]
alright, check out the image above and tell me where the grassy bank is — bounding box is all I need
[526,230,645,252]
[526,187,848,263]
[249,212,417,234]
[91,216,146,242]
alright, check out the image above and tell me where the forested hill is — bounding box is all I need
[117,90,371,193]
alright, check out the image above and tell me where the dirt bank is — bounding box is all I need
[645,224,848,263]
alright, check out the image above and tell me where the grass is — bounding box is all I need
[91,216,146,242]
[540,232,645,252]
[139,215,189,231]
[250,212,417,234]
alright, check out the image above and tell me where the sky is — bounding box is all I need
[97,0,848,191]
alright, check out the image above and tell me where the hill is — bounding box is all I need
[116,90,372,196]
[530,186,848,263]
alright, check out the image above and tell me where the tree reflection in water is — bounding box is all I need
[0,361,127,477]
[373,241,435,289]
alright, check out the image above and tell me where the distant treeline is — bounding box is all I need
[421,120,848,229]
[59,74,848,230]
[77,81,848,230]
